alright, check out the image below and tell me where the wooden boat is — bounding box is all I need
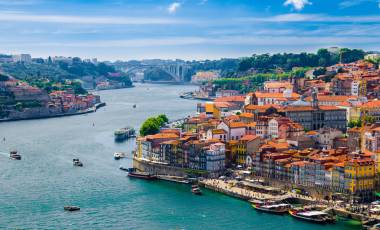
[288,209,335,224]
[64,206,80,211]
[252,203,291,214]
[127,169,157,180]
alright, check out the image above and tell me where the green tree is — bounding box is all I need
[139,114,169,136]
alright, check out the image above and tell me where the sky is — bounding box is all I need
[0,0,379,61]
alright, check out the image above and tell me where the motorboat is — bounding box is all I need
[191,185,202,195]
[73,158,83,167]
[9,151,21,160]
[114,152,126,160]
[64,206,80,212]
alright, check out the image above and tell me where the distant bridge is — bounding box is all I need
[122,64,191,82]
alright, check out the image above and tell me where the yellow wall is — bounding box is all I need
[345,162,375,193]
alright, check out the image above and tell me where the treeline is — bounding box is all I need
[239,48,365,72]
[0,57,132,87]
[189,58,240,77]
[213,73,289,93]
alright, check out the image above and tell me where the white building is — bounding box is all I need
[217,121,246,141]
[314,128,343,149]
[351,80,360,96]
[206,143,226,173]
[12,54,32,63]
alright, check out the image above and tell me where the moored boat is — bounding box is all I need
[64,206,80,212]
[252,203,292,214]
[127,168,157,180]
[191,185,202,195]
[288,209,335,224]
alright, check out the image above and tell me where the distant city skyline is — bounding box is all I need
[0,0,379,61]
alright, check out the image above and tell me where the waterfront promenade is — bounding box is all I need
[199,179,318,203]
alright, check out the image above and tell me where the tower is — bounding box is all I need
[311,87,319,109]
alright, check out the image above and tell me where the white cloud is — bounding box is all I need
[2,35,379,49]
[0,11,190,25]
[238,13,380,23]
[168,2,181,14]
[339,0,378,8]
[283,0,311,10]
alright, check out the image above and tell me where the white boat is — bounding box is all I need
[114,152,126,160]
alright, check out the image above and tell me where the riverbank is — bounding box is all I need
[0,102,106,123]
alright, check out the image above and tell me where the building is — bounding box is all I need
[205,143,226,174]
[344,157,375,202]
[12,54,32,63]
[285,90,347,131]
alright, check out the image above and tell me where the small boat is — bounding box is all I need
[191,185,202,195]
[252,203,292,214]
[114,127,136,142]
[114,152,126,160]
[133,104,136,108]
[9,151,21,160]
[127,168,157,180]
[73,159,83,167]
[288,209,335,224]
[64,206,80,212]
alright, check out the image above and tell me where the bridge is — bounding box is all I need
[122,63,191,82]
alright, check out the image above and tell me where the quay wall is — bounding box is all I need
[133,158,187,177]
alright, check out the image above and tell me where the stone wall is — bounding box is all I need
[133,158,187,177]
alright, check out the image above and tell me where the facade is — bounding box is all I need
[344,157,375,202]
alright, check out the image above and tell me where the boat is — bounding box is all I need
[252,203,292,214]
[114,127,136,141]
[73,159,83,167]
[133,104,136,108]
[191,185,202,195]
[288,209,336,224]
[64,206,80,212]
[127,168,157,180]
[114,152,126,160]
[9,151,21,160]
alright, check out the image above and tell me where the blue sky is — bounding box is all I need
[0,0,379,60]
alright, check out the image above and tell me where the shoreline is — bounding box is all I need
[133,158,377,225]
[0,102,106,123]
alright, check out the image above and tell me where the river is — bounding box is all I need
[0,83,361,229]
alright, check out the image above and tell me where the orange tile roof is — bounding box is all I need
[229,122,246,128]
[239,113,254,118]
[240,135,259,142]
[361,100,380,108]
[146,133,179,140]
[214,96,245,103]
[255,92,300,99]
[264,81,293,89]
[212,129,227,135]
[305,95,358,102]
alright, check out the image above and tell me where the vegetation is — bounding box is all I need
[211,68,313,93]
[0,58,132,87]
[139,114,169,136]
[238,48,365,72]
